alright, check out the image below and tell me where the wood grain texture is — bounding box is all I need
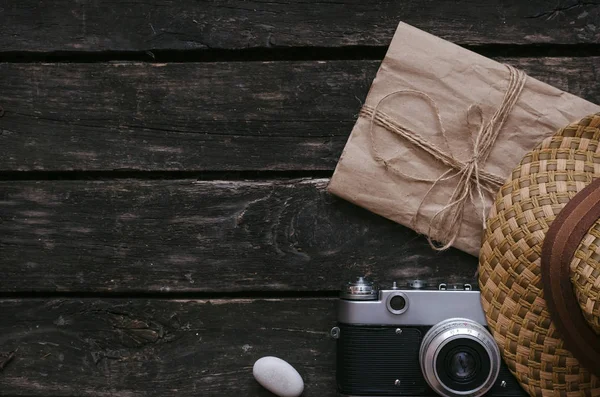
[0,298,337,396]
[1,0,600,52]
[1,57,600,172]
[0,179,477,293]
[0,60,371,172]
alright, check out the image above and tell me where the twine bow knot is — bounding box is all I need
[362,65,527,250]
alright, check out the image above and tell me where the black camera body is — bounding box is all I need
[331,278,527,397]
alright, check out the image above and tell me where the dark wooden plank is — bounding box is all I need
[1,0,599,52]
[0,179,477,293]
[1,57,599,172]
[0,298,337,396]
[0,61,370,172]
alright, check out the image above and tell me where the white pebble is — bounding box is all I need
[253,356,304,397]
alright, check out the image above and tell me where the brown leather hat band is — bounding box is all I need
[541,177,600,377]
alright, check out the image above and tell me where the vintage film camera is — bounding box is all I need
[331,277,527,397]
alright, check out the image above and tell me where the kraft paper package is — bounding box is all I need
[328,22,600,256]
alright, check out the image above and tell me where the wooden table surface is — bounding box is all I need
[1,1,598,395]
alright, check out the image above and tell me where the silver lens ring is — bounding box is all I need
[419,318,500,397]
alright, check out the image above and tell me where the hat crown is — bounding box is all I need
[571,221,600,334]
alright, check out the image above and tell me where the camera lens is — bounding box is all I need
[435,340,490,392]
[448,350,476,380]
[389,295,406,311]
[419,318,500,397]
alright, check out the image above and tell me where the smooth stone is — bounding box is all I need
[253,356,304,397]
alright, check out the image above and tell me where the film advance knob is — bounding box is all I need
[340,277,378,300]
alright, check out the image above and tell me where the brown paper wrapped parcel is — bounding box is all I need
[328,22,600,256]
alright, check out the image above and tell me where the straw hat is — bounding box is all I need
[479,114,600,396]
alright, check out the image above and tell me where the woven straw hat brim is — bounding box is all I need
[479,114,600,396]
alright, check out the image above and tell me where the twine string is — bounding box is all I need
[363,65,527,250]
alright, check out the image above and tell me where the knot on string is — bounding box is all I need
[361,65,527,251]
